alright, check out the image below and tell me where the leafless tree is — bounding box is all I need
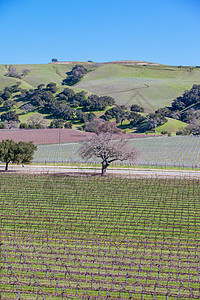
[80,133,140,175]
[27,114,47,128]
[4,120,19,129]
[84,118,123,135]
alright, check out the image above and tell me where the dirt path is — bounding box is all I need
[1,165,200,179]
[102,84,149,95]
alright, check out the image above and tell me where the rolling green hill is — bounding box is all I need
[0,61,199,132]
[1,62,200,112]
[156,117,188,134]
[76,64,200,112]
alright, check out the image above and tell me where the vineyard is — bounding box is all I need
[1,174,200,299]
[34,136,200,168]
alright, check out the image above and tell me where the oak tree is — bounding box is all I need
[0,140,37,170]
[80,133,140,176]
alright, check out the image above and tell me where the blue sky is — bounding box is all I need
[0,0,200,65]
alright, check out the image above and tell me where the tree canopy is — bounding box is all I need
[1,111,19,122]
[0,140,37,170]
[62,65,88,86]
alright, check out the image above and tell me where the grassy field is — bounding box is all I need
[76,64,200,111]
[33,136,200,168]
[156,118,187,134]
[1,62,200,113]
[1,174,200,299]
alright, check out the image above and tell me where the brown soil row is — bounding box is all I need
[0,129,94,145]
[0,128,161,145]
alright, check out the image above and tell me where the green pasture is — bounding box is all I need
[76,64,200,111]
[156,117,187,134]
[1,175,200,299]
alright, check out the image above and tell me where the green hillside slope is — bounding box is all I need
[76,64,200,112]
[156,117,188,134]
[0,61,200,134]
[1,62,200,112]
[0,64,71,90]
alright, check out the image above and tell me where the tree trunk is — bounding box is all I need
[101,161,109,176]
[5,162,9,171]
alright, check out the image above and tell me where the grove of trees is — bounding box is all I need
[62,65,88,86]
[2,70,200,135]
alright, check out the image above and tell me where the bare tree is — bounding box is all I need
[84,118,123,135]
[27,114,47,128]
[80,134,140,176]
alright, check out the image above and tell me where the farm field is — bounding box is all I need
[34,136,200,168]
[1,174,200,299]
[0,129,94,145]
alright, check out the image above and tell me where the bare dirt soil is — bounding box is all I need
[0,129,94,144]
[0,129,161,145]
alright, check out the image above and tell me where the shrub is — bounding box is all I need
[176,130,184,135]
[20,103,35,113]
[19,123,29,129]
[0,123,6,129]
[130,104,144,112]
[64,122,72,129]
[161,130,168,135]
[49,119,64,128]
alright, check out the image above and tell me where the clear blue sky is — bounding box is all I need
[0,0,200,65]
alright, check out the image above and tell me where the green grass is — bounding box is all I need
[0,63,94,91]
[76,64,200,111]
[17,111,54,125]
[156,117,188,134]
[1,174,200,299]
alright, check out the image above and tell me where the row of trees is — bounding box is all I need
[0,78,167,132]
[0,103,166,133]
[62,65,88,86]
[101,105,167,130]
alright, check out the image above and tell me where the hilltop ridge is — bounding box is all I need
[50,60,161,66]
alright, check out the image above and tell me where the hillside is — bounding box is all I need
[1,61,200,112]
[76,64,200,112]
[0,61,199,133]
